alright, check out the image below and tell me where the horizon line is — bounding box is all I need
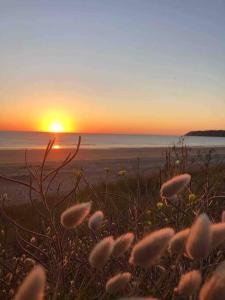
[0,129,186,137]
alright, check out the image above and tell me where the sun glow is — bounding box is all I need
[49,122,64,133]
[40,110,75,133]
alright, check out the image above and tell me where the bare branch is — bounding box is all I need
[43,136,81,181]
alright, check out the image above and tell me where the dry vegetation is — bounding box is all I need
[1,137,225,299]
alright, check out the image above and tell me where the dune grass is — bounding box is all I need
[1,139,225,299]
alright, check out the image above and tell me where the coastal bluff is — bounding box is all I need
[186,130,225,137]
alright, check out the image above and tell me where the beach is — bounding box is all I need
[1,146,225,205]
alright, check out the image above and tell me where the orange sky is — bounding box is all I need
[1,1,225,135]
[0,87,224,135]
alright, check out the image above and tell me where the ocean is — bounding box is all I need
[0,131,225,150]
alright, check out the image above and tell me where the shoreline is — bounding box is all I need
[1,146,225,164]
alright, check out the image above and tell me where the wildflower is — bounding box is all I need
[175,270,202,297]
[14,265,46,300]
[211,223,225,249]
[175,159,180,165]
[89,236,114,269]
[106,272,131,295]
[189,193,197,203]
[146,220,152,226]
[145,210,152,225]
[169,228,190,255]
[88,211,104,231]
[129,228,174,267]
[46,227,51,235]
[61,202,91,229]
[74,169,83,179]
[160,173,191,198]
[156,202,164,210]
[63,256,68,267]
[186,213,212,259]
[30,237,36,244]
[199,260,225,300]
[146,209,152,216]
[118,170,127,176]
[113,233,134,257]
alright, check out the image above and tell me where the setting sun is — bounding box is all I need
[49,122,64,133]
[40,110,75,133]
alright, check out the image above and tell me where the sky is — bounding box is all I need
[0,0,225,134]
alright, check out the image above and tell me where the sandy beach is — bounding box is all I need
[1,146,225,205]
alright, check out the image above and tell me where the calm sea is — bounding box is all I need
[0,131,224,150]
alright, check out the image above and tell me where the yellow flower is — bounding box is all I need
[146,220,152,226]
[189,193,197,204]
[46,227,51,235]
[118,170,127,176]
[157,202,164,210]
[74,169,83,178]
[175,160,180,165]
[146,210,152,216]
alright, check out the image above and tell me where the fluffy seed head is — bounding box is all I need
[169,228,190,255]
[199,261,225,300]
[113,233,134,257]
[176,270,202,297]
[106,272,131,294]
[60,202,91,229]
[186,213,212,259]
[160,174,191,198]
[88,210,104,231]
[89,236,114,269]
[129,228,174,266]
[211,223,225,249]
[24,258,36,270]
[14,265,46,300]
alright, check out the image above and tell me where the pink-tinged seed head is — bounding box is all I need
[106,272,131,294]
[14,265,46,300]
[186,213,212,259]
[88,210,104,231]
[160,174,191,198]
[176,270,202,297]
[60,202,91,229]
[113,233,134,257]
[24,258,36,270]
[89,236,114,270]
[199,261,225,300]
[129,228,174,267]
[169,228,190,255]
[211,223,225,249]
